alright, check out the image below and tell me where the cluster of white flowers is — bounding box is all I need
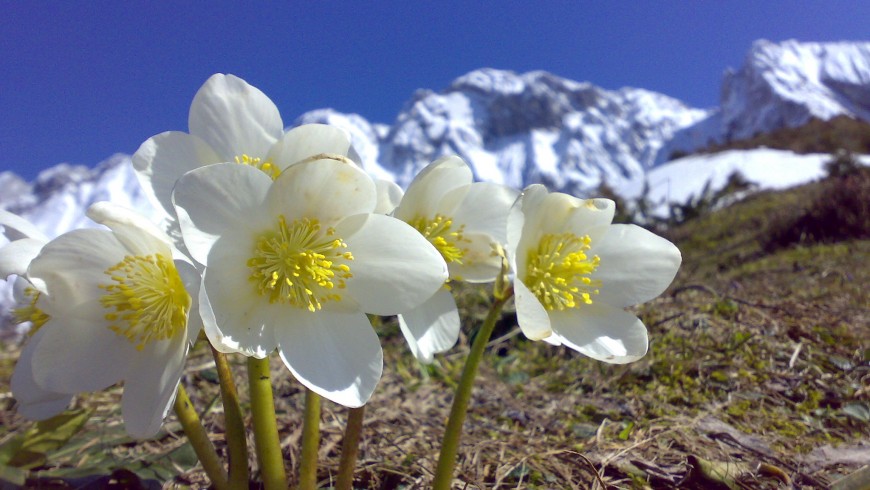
[2,74,681,438]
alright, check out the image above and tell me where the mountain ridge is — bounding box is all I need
[6,39,870,200]
[4,39,870,332]
[3,39,870,246]
[658,39,870,162]
[297,68,710,193]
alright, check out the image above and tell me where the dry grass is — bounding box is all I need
[1,175,868,489]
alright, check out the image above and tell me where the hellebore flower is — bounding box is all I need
[17,203,200,437]
[507,184,681,363]
[0,210,49,338]
[173,158,448,407]
[391,156,518,362]
[132,73,356,224]
[0,210,72,419]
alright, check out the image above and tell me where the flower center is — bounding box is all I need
[100,254,190,351]
[13,287,50,333]
[409,214,469,264]
[525,233,601,311]
[247,216,354,312]
[235,154,281,180]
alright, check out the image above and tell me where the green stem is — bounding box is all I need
[299,389,322,490]
[432,290,512,490]
[335,406,365,490]
[247,356,287,490]
[212,347,250,489]
[174,384,230,490]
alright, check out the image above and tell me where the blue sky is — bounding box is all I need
[2,2,868,181]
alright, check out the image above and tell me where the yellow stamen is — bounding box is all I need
[409,214,469,264]
[248,216,354,312]
[100,254,190,350]
[13,287,50,334]
[525,233,601,311]
[235,154,282,180]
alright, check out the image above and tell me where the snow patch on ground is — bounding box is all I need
[622,148,870,217]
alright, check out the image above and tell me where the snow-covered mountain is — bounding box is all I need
[1,154,158,238]
[297,69,708,193]
[3,39,870,332]
[722,40,870,139]
[302,39,870,189]
[658,39,870,162]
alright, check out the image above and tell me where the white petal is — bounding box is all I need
[87,202,172,258]
[12,276,33,302]
[11,327,73,420]
[27,230,124,309]
[592,225,682,307]
[266,159,376,225]
[197,276,233,354]
[0,210,48,242]
[393,156,472,222]
[509,185,548,237]
[448,231,502,283]
[338,214,448,315]
[398,288,460,364]
[533,193,614,241]
[550,304,649,364]
[188,74,282,160]
[276,309,382,407]
[542,333,563,346]
[32,315,134,393]
[506,185,547,272]
[121,338,186,438]
[514,279,553,340]
[175,259,203,345]
[197,275,221,344]
[132,131,224,220]
[0,238,44,278]
[375,179,404,215]
[265,124,352,168]
[173,163,272,265]
[200,247,277,358]
[564,200,615,245]
[448,182,519,244]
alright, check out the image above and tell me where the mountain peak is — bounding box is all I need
[448,68,528,95]
[447,68,594,96]
[657,39,870,163]
[374,67,708,191]
[721,39,870,140]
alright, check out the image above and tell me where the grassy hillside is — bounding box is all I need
[1,167,868,489]
[671,115,870,160]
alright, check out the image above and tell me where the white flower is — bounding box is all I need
[173,158,449,407]
[16,203,201,437]
[132,73,355,225]
[1,210,72,419]
[391,156,519,363]
[0,210,52,339]
[375,179,404,215]
[507,184,681,363]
